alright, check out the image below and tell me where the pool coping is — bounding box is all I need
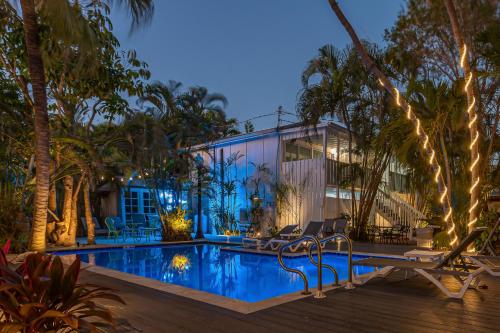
[58,242,399,314]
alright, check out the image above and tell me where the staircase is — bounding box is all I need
[374,189,425,228]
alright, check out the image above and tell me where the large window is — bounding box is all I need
[123,190,139,222]
[284,135,323,162]
[143,192,156,214]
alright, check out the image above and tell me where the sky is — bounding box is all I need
[112,0,406,130]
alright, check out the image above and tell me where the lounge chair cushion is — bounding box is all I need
[354,257,437,269]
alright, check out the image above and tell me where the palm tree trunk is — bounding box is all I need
[326,0,458,245]
[83,178,95,245]
[20,0,51,252]
[443,0,480,233]
[67,176,83,245]
[59,175,73,245]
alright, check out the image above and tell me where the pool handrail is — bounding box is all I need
[307,244,339,286]
[309,233,355,289]
[277,235,325,299]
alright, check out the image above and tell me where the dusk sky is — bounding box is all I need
[113,0,406,130]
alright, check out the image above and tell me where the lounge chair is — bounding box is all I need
[354,227,488,299]
[242,224,298,250]
[269,221,325,252]
[478,217,499,256]
[465,256,500,277]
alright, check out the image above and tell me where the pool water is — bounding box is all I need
[58,244,375,303]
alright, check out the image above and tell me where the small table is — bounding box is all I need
[404,250,445,262]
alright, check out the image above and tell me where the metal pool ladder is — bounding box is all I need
[277,235,326,299]
[309,233,355,290]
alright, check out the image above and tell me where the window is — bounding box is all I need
[124,190,139,222]
[143,192,156,214]
[283,135,323,162]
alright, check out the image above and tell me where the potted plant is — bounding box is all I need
[416,219,434,248]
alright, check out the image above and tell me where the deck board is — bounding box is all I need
[78,243,500,333]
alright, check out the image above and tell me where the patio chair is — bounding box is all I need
[269,221,325,252]
[81,217,108,237]
[333,218,348,235]
[353,227,488,299]
[478,217,500,256]
[465,255,500,277]
[242,224,298,250]
[367,225,381,243]
[104,217,121,242]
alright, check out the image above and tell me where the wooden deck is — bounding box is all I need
[79,243,500,333]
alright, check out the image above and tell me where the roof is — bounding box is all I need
[193,121,348,150]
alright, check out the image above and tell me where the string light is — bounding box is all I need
[434,165,441,183]
[460,44,467,68]
[468,114,477,128]
[470,177,480,194]
[464,73,473,92]
[470,154,480,172]
[468,200,479,214]
[389,86,456,246]
[429,150,435,165]
[470,132,479,150]
[440,187,447,203]
[394,88,401,106]
[460,43,480,230]
[468,218,477,227]
[466,97,475,114]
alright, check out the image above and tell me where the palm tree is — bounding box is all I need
[19,0,51,252]
[16,0,154,252]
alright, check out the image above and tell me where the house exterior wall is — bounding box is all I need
[194,131,280,234]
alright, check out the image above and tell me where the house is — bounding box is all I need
[95,121,422,236]
[188,122,421,236]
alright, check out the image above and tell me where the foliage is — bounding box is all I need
[384,0,499,230]
[0,252,124,332]
[209,153,244,235]
[0,183,29,253]
[243,162,273,234]
[298,44,396,239]
[163,206,192,241]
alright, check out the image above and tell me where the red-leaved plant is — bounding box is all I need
[0,251,124,332]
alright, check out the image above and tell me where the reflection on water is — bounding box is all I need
[72,244,375,303]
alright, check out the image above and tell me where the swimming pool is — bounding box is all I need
[57,243,376,303]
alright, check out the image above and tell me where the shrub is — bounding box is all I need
[162,206,192,241]
[0,252,124,332]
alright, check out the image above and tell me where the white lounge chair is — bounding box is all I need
[354,227,489,299]
[269,221,324,252]
[242,224,298,250]
[466,256,500,277]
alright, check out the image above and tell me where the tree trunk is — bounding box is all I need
[67,177,83,246]
[327,0,457,246]
[83,178,95,245]
[443,0,480,233]
[58,175,73,245]
[21,0,51,252]
[195,167,204,239]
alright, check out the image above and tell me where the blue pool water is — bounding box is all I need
[57,244,375,302]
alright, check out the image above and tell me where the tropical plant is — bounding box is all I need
[0,0,155,252]
[163,206,192,241]
[298,44,395,239]
[0,252,124,332]
[210,153,244,235]
[327,0,499,244]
